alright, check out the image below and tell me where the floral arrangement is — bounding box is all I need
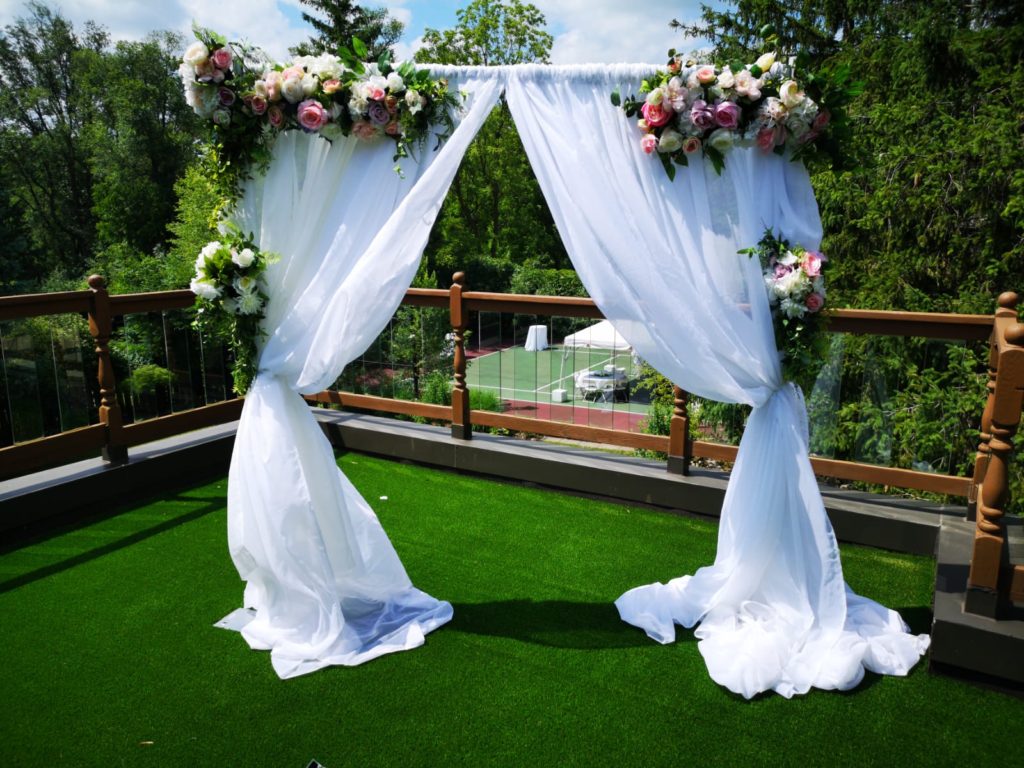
[613,48,849,178]
[179,25,459,188]
[741,230,829,385]
[190,224,277,395]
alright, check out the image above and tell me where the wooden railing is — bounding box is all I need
[3,275,1023,611]
[0,275,243,479]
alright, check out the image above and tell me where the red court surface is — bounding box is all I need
[499,398,647,432]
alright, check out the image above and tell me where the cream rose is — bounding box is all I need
[755,51,776,72]
[779,80,804,109]
[183,41,209,68]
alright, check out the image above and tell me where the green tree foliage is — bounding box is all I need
[415,0,568,291]
[0,3,198,292]
[291,0,403,59]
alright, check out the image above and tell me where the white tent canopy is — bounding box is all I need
[562,320,631,351]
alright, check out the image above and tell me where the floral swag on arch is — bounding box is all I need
[178,26,929,697]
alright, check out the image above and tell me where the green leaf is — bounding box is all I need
[610,87,621,107]
[352,37,368,60]
[659,152,676,181]
[706,145,725,175]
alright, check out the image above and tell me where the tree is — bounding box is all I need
[415,0,567,291]
[291,0,403,59]
[0,2,107,278]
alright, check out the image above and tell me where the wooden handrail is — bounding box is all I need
[0,289,91,320]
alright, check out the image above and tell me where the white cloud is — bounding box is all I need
[532,0,711,65]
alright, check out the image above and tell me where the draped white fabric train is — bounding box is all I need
[505,66,929,698]
[223,75,503,678]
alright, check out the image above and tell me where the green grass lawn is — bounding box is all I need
[1,453,1018,767]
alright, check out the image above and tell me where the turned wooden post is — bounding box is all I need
[966,292,1024,616]
[88,275,128,465]
[667,385,692,475]
[450,272,472,440]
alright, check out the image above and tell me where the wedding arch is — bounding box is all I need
[181,40,929,697]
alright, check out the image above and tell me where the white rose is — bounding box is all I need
[755,51,776,72]
[183,41,209,68]
[185,84,219,117]
[717,67,735,90]
[253,80,268,98]
[404,88,423,114]
[779,250,798,266]
[190,278,221,301]
[301,73,318,96]
[707,128,734,153]
[734,69,762,100]
[317,54,343,80]
[369,74,388,92]
[779,80,804,109]
[386,72,404,92]
[281,76,306,103]
[232,248,255,268]
[657,130,684,154]
[201,241,222,259]
[234,275,258,295]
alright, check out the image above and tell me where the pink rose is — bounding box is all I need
[805,292,825,313]
[812,109,831,131]
[714,100,741,130]
[211,47,232,70]
[682,136,702,154]
[322,78,342,95]
[264,71,283,101]
[352,120,378,140]
[690,99,716,131]
[250,94,268,115]
[297,99,328,131]
[640,134,658,154]
[756,126,777,152]
[267,105,284,128]
[368,84,386,101]
[217,87,235,107]
[696,65,717,85]
[641,100,673,128]
[281,66,304,80]
[801,251,825,277]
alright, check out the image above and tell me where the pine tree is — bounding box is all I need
[291,0,403,59]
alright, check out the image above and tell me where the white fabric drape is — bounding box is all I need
[505,65,929,698]
[224,74,503,678]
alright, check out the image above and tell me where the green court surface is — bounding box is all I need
[465,345,646,411]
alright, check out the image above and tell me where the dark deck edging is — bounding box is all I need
[2,408,951,557]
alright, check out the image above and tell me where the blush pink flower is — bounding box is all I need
[714,100,741,130]
[297,99,328,131]
[801,251,825,277]
[211,47,232,70]
[322,78,342,95]
[352,120,378,140]
[696,65,717,85]
[641,100,673,128]
[690,99,716,131]
[250,95,268,115]
[385,121,401,136]
[640,134,658,154]
[805,292,825,313]
[682,136,702,154]
[756,126,777,152]
[267,105,285,128]
[263,71,283,101]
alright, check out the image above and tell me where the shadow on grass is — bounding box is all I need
[0,497,224,595]
[448,599,690,650]
[896,605,934,635]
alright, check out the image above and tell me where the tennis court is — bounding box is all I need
[465,344,651,431]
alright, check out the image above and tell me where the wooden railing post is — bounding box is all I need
[88,275,128,465]
[667,385,692,475]
[450,272,472,440]
[966,292,1023,616]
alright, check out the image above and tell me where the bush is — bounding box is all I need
[123,364,174,396]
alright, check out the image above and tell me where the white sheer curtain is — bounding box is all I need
[223,74,503,679]
[506,64,929,698]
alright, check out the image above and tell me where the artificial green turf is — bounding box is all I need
[0,453,1018,767]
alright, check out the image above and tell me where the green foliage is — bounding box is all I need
[166,158,227,289]
[122,363,174,396]
[416,1,568,291]
[291,0,403,59]
[509,266,587,297]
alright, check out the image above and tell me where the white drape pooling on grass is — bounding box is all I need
[504,64,930,699]
[223,74,503,679]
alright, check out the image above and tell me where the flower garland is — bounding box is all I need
[613,48,851,178]
[180,25,460,395]
[190,225,277,395]
[180,25,460,187]
[741,230,829,386]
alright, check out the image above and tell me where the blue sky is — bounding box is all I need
[0,1,720,63]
